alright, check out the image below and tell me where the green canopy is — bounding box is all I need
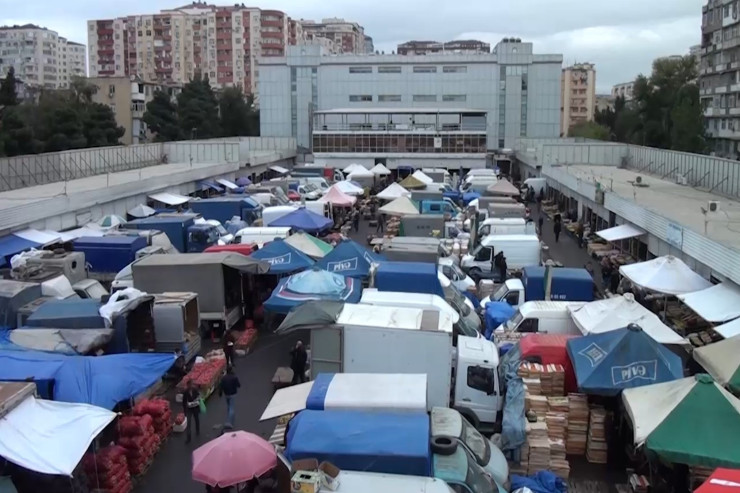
[284,232,333,259]
[398,175,427,190]
[623,374,740,468]
[277,301,345,333]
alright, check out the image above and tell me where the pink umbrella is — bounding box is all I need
[192,431,277,487]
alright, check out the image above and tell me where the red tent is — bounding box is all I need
[695,469,740,493]
[519,334,578,393]
[204,244,256,256]
[319,185,357,207]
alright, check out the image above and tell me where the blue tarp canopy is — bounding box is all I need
[463,192,481,205]
[264,269,361,314]
[286,410,431,477]
[249,239,314,274]
[0,235,42,266]
[270,208,333,234]
[316,240,382,278]
[236,177,251,186]
[566,325,684,395]
[484,302,516,340]
[374,262,444,298]
[200,180,224,192]
[0,350,174,409]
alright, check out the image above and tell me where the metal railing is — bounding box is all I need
[313,123,487,133]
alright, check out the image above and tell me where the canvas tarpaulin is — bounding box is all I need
[276,301,344,332]
[0,328,113,355]
[677,282,740,323]
[249,239,314,274]
[0,395,115,475]
[316,240,382,278]
[498,342,526,452]
[619,255,712,295]
[265,270,361,314]
[377,183,411,201]
[693,336,740,393]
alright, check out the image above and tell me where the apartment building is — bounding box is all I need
[560,63,596,135]
[0,24,85,89]
[700,0,740,159]
[365,35,374,54]
[299,18,366,54]
[88,2,296,97]
[397,39,491,55]
[89,76,181,145]
[611,81,634,101]
[258,39,563,157]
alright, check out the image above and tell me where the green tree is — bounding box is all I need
[0,67,18,107]
[219,87,259,137]
[143,90,180,142]
[670,85,706,153]
[567,121,610,140]
[83,102,125,147]
[177,73,220,139]
[0,106,38,156]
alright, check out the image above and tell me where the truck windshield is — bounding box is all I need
[504,311,524,331]
[461,417,491,466]
[491,284,509,301]
[456,315,478,338]
[444,285,471,317]
[463,447,497,493]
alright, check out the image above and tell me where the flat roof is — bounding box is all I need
[561,165,740,250]
[315,108,488,115]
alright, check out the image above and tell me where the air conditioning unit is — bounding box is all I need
[708,200,720,212]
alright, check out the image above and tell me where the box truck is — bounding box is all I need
[481,266,595,309]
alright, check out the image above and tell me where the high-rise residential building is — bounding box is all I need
[611,82,634,101]
[560,63,596,136]
[0,24,86,89]
[700,0,740,159]
[259,39,563,161]
[397,39,490,55]
[88,2,298,98]
[298,18,366,54]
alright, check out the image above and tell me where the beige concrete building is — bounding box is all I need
[595,94,615,113]
[611,81,634,101]
[298,18,366,54]
[0,24,85,89]
[560,62,596,136]
[88,76,181,145]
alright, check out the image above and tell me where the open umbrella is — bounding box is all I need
[249,239,314,274]
[127,204,156,219]
[316,239,382,278]
[192,431,277,487]
[236,177,251,186]
[693,336,740,394]
[96,215,126,229]
[619,255,712,295]
[284,232,333,259]
[270,208,333,234]
[277,300,345,332]
[264,268,361,314]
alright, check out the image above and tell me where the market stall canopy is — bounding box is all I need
[277,301,345,333]
[131,252,270,274]
[377,182,411,201]
[619,255,712,295]
[249,239,314,274]
[13,229,62,245]
[411,170,433,185]
[333,180,365,196]
[695,468,740,493]
[370,163,391,176]
[622,374,740,468]
[127,204,156,219]
[269,165,289,175]
[596,224,646,242]
[284,232,333,259]
[264,268,361,314]
[379,196,420,217]
[343,163,365,174]
[569,294,688,346]
[148,192,190,206]
[0,350,175,409]
[96,214,126,229]
[318,185,357,207]
[677,282,740,323]
[716,318,740,339]
[399,175,427,190]
[200,180,224,193]
[316,239,383,278]
[566,325,683,395]
[192,431,277,488]
[0,395,115,476]
[270,208,333,234]
[486,179,519,196]
[216,178,238,190]
[348,168,374,179]
[693,336,740,394]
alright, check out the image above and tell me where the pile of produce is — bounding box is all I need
[82,445,132,493]
[132,398,173,442]
[117,415,160,477]
[234,329,258,351]
[176,357,226,396]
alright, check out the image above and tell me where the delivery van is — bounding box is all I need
[461,234,541,278]
[478,218,535,238]
[233,227,291,245]
[495,301,586,335]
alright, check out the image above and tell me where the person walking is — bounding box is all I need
[553,220,562,243]
[219,365,241,428]
[375,215,384,233]
[222,330,236,368]
[537,216,544,236]
[290,340,308,385]
[352,211,360,232]
[182,380,201,444]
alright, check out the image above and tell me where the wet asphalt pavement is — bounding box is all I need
[137,207,599,493]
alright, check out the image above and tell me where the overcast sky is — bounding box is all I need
[7,0,704,93]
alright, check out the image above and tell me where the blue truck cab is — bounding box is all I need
[419,199,461,216]
[285,410,501,493]
[125,215,218,253]
[481,266,594,310]
[190,197,262,226]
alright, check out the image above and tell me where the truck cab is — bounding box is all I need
[452,336,503,432]
[495,301,586,336]
[420,199,461,216]
[438,257,475,292]
[186,223,220,252]
[461,234,541,279]
[296,184,321,201]
[483,279,526,308]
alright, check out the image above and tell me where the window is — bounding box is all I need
[349,95,372,102]
[504,291,519,306]
[378,94,401,102]
[349,66,372,74]
[467,366,495,394]
[474,246,492,262]
[517,318,539,333]
[442,94,466,102]
[413,66,437,73]
[413,94,437,102]
[443,65,467,73]
[378,66,401,73]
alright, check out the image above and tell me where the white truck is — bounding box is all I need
[277,304,503,432]
[461,234,541,279]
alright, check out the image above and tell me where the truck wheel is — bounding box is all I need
[430,435,457,456]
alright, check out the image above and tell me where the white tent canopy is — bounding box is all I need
[597,224,646,242]
[127,204,156,218]
[343,163,366,174]
[569,294,688,346]
[677,282,740,323]
[486,179,519,196]
[333,180,364,196]
[14,229,62,246]
[269,165,289,175]
[715,317,740,339]
[148,192,190,206]
[693,336,740,387]
[377,182,411,201]
[619,255,712,295]
[379,196,420,217]
[0,396,115,476]
[411,170,433,185]
[370,163,391,176]
[348,168,374,179]
[216,178,238,190]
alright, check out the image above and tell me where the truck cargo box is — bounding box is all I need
[73,236,147,275]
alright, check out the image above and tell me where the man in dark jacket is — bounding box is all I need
[222,330,236,368]
[553,220,562,243]
[290,341,308,385]
[219,366,241,428]
[182,380,201,444]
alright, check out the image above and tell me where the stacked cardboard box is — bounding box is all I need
[523,377,542,396]
[547,396,569,414]
[549,439,570,480]
[525,421,550,475]
[566,393,589,455]
[545,412,567,440]
[526,394,548,416]
[547,364,566,396]
[586,407,608,464]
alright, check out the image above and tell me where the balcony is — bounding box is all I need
[97,28,114,36]
[131,101,146,118]
[261,30,284,39]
